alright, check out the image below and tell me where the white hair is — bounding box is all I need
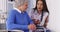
[14,0,28,8]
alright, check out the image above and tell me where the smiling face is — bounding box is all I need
[37,0,43,11]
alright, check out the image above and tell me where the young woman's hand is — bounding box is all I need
[36,20,40,24]
[32,19,40,24]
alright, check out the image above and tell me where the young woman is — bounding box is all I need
[29,0,50,32]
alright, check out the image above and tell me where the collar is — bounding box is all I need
[14,7,21,13]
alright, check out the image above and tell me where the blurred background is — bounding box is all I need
[0,0,60,32]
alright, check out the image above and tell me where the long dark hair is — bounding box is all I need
[34,0,49,21]
[34,0,49,13]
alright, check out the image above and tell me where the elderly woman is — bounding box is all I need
[6,0,36,32]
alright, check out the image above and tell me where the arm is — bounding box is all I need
[6,10,28,30]
[26,12,36,30]
[27,14,36,30]
[26,12,34,24]
[44,16,49,28]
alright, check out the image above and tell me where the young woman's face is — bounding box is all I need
[37,0,43,11]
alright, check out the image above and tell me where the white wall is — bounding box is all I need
[0,0,7,12]
[0,0,7,23]
[46,0,60,32]
[0,0,3,10]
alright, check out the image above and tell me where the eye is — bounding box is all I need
[37,3,40,5]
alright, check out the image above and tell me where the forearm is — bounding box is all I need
[7,23,28,30]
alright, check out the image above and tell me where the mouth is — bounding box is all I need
[38,7,41,9]
[37,8,42,11]
[38,8,41,10]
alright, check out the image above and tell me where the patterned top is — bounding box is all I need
[29,9,49,26]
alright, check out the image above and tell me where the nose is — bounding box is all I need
[39,5,41,8]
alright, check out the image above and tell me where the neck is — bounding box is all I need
[17,7,24,12]
[37,10,42,14]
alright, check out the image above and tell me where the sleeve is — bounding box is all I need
[6,10,28,30]
[26,12,34,24]
[43,12,49,28]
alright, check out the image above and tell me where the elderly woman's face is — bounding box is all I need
[22,2,28,11]
[37,0,43,11]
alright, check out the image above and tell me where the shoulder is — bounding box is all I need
[9,9,15,13]
[8,9,17,15]
[43,12,49,17]
[10,9,19,13]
